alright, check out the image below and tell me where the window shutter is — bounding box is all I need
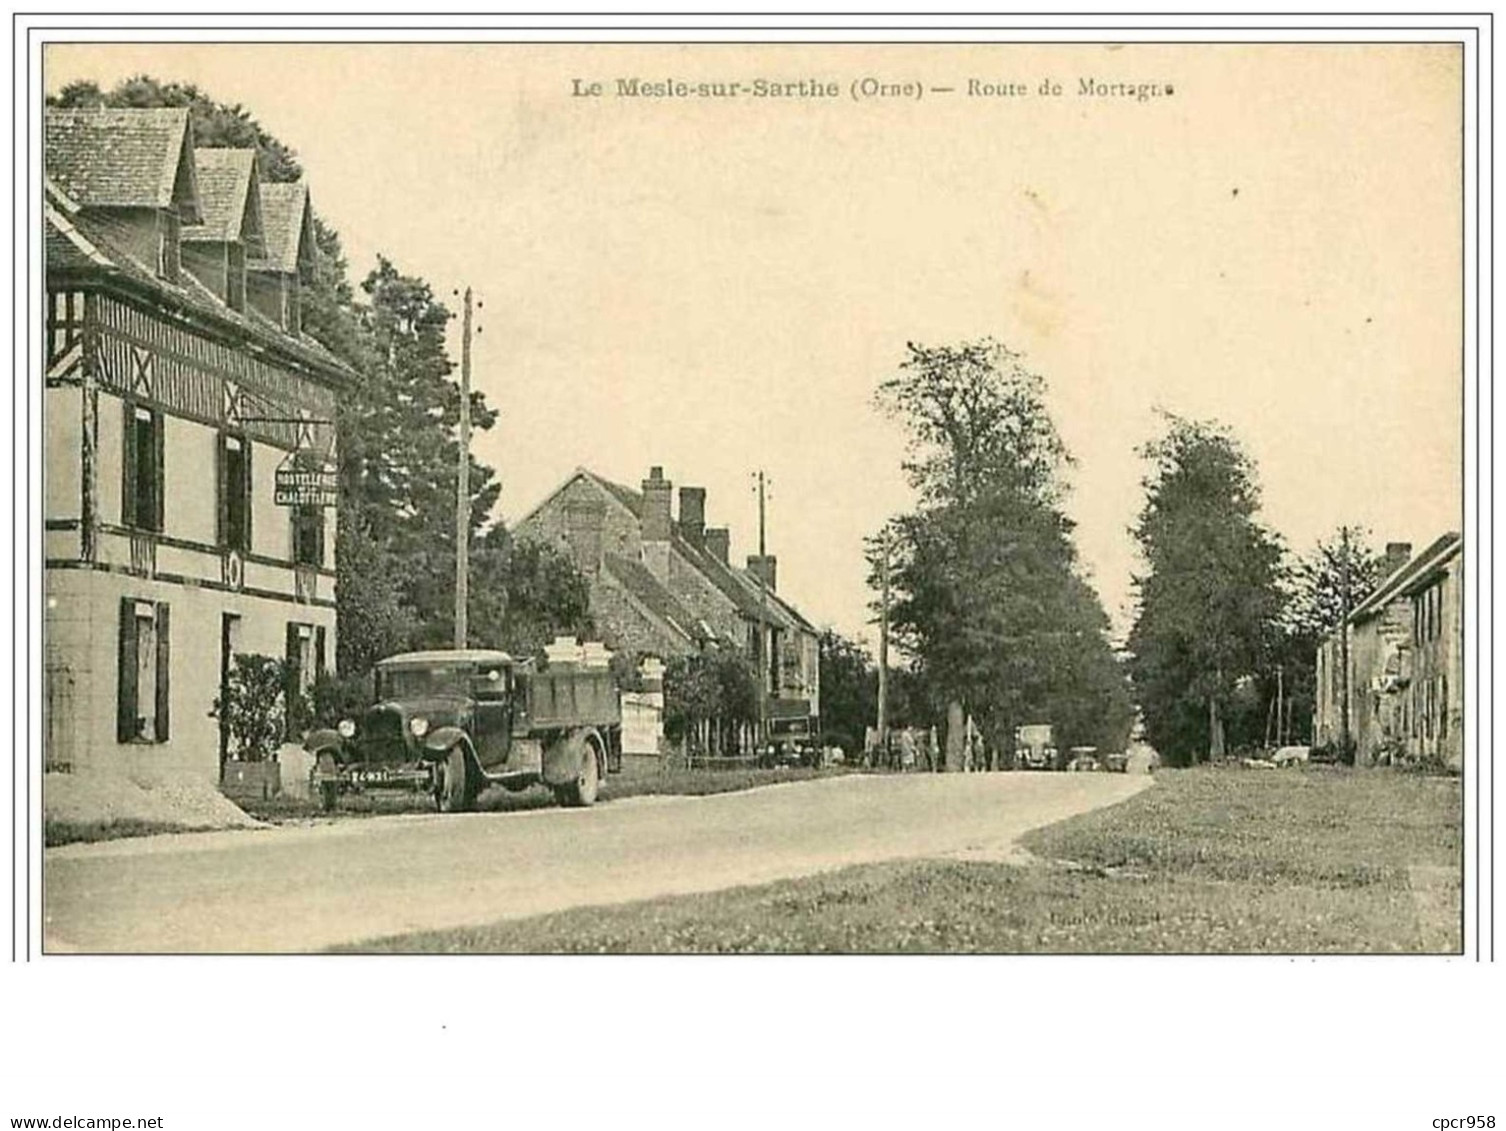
[285,622,301,742]
[117,598,139,742]
[315,625,327,679]
[1440,674,1448,739]
[215,435,227,547]
[155,602,171,742]
[243,441,254,551]
[152,411,165,532]
[121,402,138,528]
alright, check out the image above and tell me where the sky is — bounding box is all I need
[45,42,1464,645]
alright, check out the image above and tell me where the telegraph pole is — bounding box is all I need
[755,470,769,748]
[876,527,890,764]
[454,287,473,651]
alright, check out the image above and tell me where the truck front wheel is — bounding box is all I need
[435,745,473,813]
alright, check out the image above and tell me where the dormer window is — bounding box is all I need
[228,243,246,312]
[289,277,302,334]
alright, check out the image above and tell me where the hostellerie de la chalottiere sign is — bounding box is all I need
[274,467,339,507]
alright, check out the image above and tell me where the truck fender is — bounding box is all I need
[304,728,345,757]
[542,727,600,787]
[423,727,473,761]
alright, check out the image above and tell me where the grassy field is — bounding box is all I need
[340,765,1462,955]
[44,817,201,847]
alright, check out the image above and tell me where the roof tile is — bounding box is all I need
[181,148,262,252]
[252,181,311,275]
[44,107,197,219]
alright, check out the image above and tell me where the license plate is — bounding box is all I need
[355,770,395,783]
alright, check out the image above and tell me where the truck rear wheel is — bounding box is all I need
[435,745,473,813]
[555,740,600,808]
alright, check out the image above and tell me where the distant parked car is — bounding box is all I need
[1067,747,1101,772]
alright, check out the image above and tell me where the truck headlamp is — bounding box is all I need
[337,719,356,739]
[409,716,430,739]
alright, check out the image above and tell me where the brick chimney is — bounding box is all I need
[1383,541,1413,577]
[747,554,777,593]
[679,486,706,545]
[705,527,730,566]
[641,466,673,580]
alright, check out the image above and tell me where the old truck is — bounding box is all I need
[1014,723,1059,771]
[304,648,622,813]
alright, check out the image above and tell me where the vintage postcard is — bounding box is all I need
[28,37,1473,962]
[8,15,1497,1131]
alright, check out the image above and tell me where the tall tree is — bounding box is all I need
[1128,412,1286,764]
[874,339,1131,762]
[817,629,878,753]
[1266,527,1384,747]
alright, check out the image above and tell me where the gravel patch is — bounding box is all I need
[45,768,263,832]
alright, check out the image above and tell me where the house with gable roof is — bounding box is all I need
[1313,533,1463,769]
[515,465,821,745]
[44,106,351,789]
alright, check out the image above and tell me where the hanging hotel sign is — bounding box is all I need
[274,466,339,507]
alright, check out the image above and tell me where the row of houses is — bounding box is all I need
[514,466,821,749]
[1312,532,1463,770]
[42,106,822,790]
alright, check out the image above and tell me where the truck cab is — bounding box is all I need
[1014,723,1059,771]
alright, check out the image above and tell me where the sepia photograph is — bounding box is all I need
[32,35,1470,960]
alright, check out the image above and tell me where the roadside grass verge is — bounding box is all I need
[243,763,849,824]
[45,817,201,847]
[337,765,1461,955]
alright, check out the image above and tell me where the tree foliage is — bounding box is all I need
[663,648,758,750]
[1262,527,1385,747]
[1127,412,1286,764]
[874,339,1133,760]
[211,653,291,762]
[817,629,877,751]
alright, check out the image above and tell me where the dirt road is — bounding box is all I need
[43,771,1152,952]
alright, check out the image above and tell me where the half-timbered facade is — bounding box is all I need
[44,107,349,787]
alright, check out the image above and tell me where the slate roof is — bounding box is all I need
[1351,532,1462,622]
[44,196,350,386]
[589,470,806,632]
[602,555,700,644]
[44,107,201,224]
[182,148,264,254]
[254,181,312,274]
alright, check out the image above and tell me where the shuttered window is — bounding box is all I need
[122,404,164,532]
[217,433,252,552]
[117,598,170,743]
[292,504,324,567]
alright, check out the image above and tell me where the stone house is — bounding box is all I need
[514,466,822,741]
[43,107,350,787]
[1313,533,1463,769]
